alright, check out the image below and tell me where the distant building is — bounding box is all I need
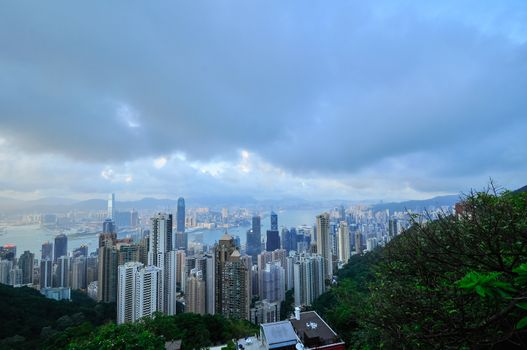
[215,233,250,320]
[117,262,163,324]
[293,253,325,307]
[177,197,185,233]
[54,234,67,263]
[41,287,71,301]
[40,259,53,289]
[316,213,333,280]
[185,269,206,315]
[18,250,34,284]
[108,193,115,220]
[55,255,70,288]
[337,222,350,265]
[246,216,262,263]
[41,241,53,261]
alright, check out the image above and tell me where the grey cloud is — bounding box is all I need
[0,1,526,199]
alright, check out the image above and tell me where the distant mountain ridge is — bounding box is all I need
[371,194,460,212]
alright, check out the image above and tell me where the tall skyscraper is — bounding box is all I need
[117,262,162,324]
[262,261,285,304]
[41,241,53,261]
[149,213,173,266]
[98,239,118,302]
[103,218,116,234]
[316,213,333,280]
[55,255,70,288]
[40,259,53,289]
[388,218,398,239]
[135,266,162,322]
[338,222,350,265]
[54,234,68,263]
[293,253,325,307]
[270,211,278,231]
[71,256,87,290]
[186,269,206,315]
[246,216,261,263]
[148,213,177,315]
[266,212,280,251]
[18,250,34,284]
[108,193,115,220]
[0,260,11,285]
[214,233,250,320]
[117,261,143,324]
[355,231,363,255]
[176,197,185,233]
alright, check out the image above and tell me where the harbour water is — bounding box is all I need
[0,208,327,257]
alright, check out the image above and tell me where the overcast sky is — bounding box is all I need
[0,1,526,202]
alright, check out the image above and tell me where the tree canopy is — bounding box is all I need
[313,188,527,349]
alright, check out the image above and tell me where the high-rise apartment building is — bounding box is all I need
[117,261,143,324]
[186,268,206,315]
[98,240,118,302]
[262,261,285,304]
[71,256,87,290]
[293,253,325,307]
[316,213,333,280]
[355,231,363,255]
[55,255,70,288]
[338,222,350,265]
[214,233,250,320]
[117,262,162,324]
[40,259,53,289]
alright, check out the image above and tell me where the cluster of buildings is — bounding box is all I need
[1,193,422,332]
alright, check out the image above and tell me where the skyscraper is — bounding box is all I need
[117,261,143,324]
[270,211,278,231]
[108,193,115,220]
[71,256,87,290]
[55,255,70,288]
[148,213,173,266]
[262,261,285,304]
[41,241,53,261]
[103,218,116,234]
[177,197,185,233]
[266,212,280,251]
[135,266,162,322]
[186,269,206,315]
[54,234,67,263]
[18,250,34,284]
[246,216,261,263]
[214,233,250,320]
[98,240,118,302]
[316,213,333,280]
[40,259,53,289]
[117,262,163,324]
[293,253,325,307]
[355,231,363,255]
[148,213,177,315]
[338,222,350,265]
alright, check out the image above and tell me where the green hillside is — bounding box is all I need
[313,188,527,349]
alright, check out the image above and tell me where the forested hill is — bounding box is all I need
[0,283,257,350]
[0,285,115,349]
[313,189,527,349]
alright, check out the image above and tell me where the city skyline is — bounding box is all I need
[0,2,526,203]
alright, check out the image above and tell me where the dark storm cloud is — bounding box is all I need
[0,1,526,198]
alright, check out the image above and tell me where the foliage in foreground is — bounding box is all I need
[46,312,258,350]
[313,188,527,349]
